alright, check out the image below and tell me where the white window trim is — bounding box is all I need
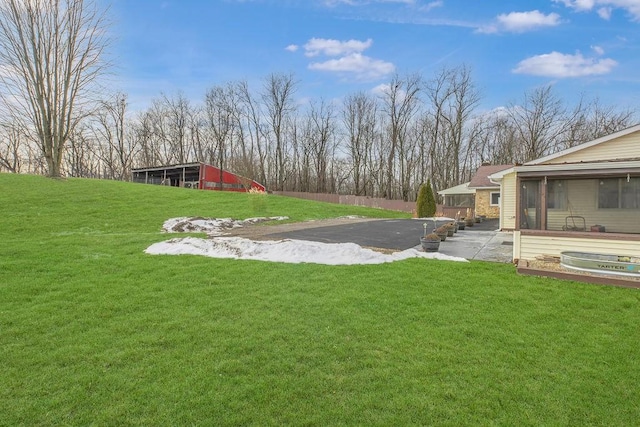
[490,191,500,206]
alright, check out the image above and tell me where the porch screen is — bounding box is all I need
[520,176,640,234]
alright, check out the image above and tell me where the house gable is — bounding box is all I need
[527,124,640,166]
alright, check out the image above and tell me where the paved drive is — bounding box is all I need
[265,218,514,263]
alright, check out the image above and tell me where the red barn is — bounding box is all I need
[132,162,266,192]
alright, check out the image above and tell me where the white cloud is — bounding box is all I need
[285,44,299,52]
[498,10,562,32]
[371,83,391,96]
[554,0,640,20]
[598,6,613,18]
[309,53,396,80]
[478,10,562,33]
[419,1,443,12]
[324,0,416,5]
[304,38,373,57]
[553,0,596,10]
[591,44,605,54]
[513,51,618,77]
[294,37,394,81]
[369,82,411,100]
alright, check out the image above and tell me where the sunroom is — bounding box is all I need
[514,160,640,261]
[487,124,640,272]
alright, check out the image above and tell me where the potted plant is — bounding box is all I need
[420,232,440,252]
[457,218,466,230]
[435,226,448,241]
[444,222,456,237]
[464,208,474,227]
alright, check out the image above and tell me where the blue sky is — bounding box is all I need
[107,0,640,112]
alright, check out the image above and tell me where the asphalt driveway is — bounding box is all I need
[266,218,513,263]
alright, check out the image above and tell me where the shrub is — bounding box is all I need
[416,179,436,218]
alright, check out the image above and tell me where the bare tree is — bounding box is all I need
[380,73,422,200]
[134,109,161,167]
[422,65,481,193]
[442,65,481,185]
[307,99,335,193]
[562,96,635,148]
[91,92,137,180]
[342,92,378,196]
[472,112,520,166]
[205,84,237,187]
[0,122,27,173]
[237,80,267,185]
[262,73,297,190]
[65,126,98,177]
[0,0,110,177]
[423,67,454,192]
[507,85,569,162]
[160,92,193,164]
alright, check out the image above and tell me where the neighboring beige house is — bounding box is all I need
[489,124,640,262]
[468,164,512,218]
[437,164,511,219]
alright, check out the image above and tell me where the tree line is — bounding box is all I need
[0,1,636,201]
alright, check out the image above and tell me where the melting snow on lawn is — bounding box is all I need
[162,216,289,235]
[146,216,467,265]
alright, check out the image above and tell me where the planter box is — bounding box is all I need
[420,237,440,252]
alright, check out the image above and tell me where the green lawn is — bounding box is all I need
[1,173,639,426]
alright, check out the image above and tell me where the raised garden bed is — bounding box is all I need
[517,259,640,289]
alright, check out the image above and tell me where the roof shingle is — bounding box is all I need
[468,164,512,188]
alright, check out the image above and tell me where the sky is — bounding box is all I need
[107,0,640,113]
[146,216,468,264]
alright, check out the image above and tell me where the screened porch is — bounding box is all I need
[519,173,640,235]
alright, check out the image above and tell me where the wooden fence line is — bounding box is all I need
[273,191,472,219]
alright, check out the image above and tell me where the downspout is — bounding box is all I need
[489,175,503,230]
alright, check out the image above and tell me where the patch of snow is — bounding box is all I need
[145,236,468,265]
[414,217,457,222]
[162,216,288,235]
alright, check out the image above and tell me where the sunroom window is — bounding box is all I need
[519,176,640,234]
[445,194,474,207]
[598,177,640,209]
[547,179,567,209]
[621,177,640,208]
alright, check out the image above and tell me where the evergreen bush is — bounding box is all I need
[416,180,436,217]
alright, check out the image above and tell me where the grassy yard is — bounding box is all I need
[1,173,639,426]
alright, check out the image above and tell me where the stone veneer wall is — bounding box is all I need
[475,189,500,218]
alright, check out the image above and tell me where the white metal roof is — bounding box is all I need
[515,159,640,173]
[437,182,474,195]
